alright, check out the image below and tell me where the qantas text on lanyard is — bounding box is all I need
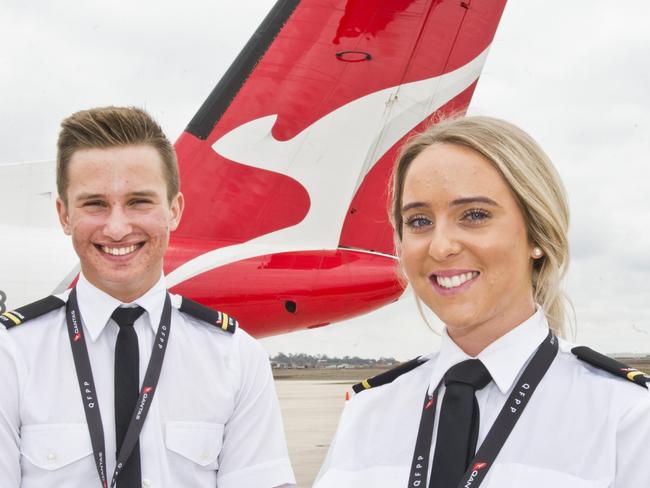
[65,288,172,488]
[408,331,558,488]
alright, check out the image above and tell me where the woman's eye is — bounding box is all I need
[404,215,432,229]
[462,208,491,223]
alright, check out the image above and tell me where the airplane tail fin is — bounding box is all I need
[171,0,507,260]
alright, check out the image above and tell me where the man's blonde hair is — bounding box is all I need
[57,106,179,203]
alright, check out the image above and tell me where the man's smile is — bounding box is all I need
[95,242,144,257]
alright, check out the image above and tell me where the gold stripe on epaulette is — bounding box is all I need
[221,312,230,331]
[1,312,21,325]
[627,371,646,381]
[361,379,371,390]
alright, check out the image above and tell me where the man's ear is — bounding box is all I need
[56,197,72,235]
[168,192,185,231]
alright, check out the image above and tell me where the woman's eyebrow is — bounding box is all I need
[401,197,499,213]
[449,196,500,207]
[401,201,428,213]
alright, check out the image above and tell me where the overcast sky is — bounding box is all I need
[2,1,649,359]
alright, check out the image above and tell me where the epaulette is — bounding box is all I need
[0,296,66,330]
[572,346,649,389]
[178,296,237,333]
[352,356,428,394]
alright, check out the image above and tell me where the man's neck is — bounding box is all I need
[80,273,163,304]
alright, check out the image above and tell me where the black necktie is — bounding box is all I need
[112,306,145,488]
[430,359,492,488]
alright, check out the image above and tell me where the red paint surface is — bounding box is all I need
[168,249,403,337]
[339,82,478,254]
[164,0,507,336]
[175,0,507,247]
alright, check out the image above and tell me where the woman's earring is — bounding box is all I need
[532,246,544,259]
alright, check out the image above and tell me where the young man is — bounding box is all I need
[0,107,296,488]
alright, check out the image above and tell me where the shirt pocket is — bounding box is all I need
[487,463,611,488]
[165,421,224,470]
[20,423,92,470]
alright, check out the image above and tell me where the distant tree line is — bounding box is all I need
[270,352,398,368]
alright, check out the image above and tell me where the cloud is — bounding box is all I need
[0,0,276,162]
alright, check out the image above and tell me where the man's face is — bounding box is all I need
[56,145,183,301]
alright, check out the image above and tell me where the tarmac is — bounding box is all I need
[275,380,351,488]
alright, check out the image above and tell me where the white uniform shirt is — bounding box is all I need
[315,310,650,488]
[0,274,295,488]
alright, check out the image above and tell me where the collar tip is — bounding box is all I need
[495,381,512,395]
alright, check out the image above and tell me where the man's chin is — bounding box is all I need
[81,257,163,298]
[85,271,149,301]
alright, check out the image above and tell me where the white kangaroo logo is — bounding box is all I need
[167,47,490,287]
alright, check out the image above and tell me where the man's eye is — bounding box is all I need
[130,199,152,206]
[462,208,491,223]
[84,201,106,207]
[404,215,432,229]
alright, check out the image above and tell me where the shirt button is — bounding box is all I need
[200,452,210,461]
[46,452,57,462]
[142,480,151,487]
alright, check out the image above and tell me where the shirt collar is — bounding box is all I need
[75,273,168,342]
[427,309,549,395]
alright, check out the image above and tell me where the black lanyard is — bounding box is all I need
[65,288,172,488]
[407,331,558,488]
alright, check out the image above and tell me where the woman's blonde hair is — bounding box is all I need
[390,116,572,337]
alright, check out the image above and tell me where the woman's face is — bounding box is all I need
[400,143,537,349]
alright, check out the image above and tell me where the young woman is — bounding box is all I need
[314,116,650,488]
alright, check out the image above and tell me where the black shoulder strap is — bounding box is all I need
[352,356,428,394]
[0,295,66,329]
[177,296,237,333]
[572,346,649,389]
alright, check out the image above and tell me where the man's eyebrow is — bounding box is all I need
[75,193,105,201]
[449,196,500,207]
[74,190,159,201]
[128,190,158,198]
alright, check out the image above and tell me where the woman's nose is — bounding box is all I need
[427,224,462,261]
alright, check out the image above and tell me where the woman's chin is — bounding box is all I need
[443,320,479,338]
[434,308,483,335]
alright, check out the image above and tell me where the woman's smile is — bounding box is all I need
[429,269,480,295]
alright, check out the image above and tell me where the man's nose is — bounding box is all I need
[102,206,132,240]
